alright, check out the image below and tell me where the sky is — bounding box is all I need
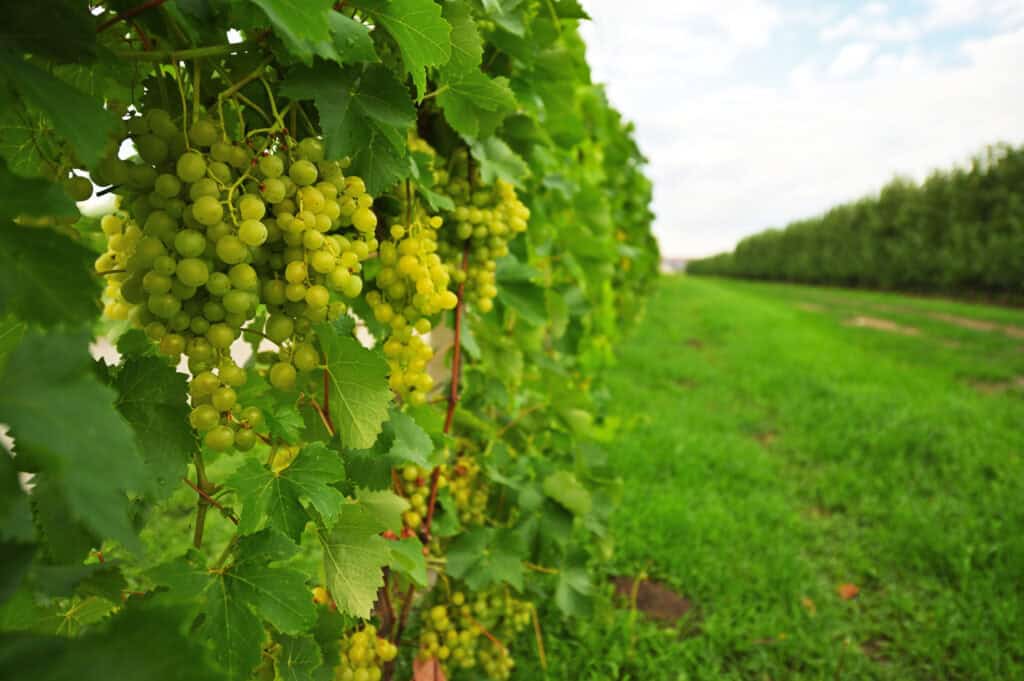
[578,0,1024,258]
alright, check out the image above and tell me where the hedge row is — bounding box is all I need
[688,143,1024,295]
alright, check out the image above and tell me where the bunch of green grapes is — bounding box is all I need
[449,455,488,526]
[370,212,458,404]
[335,625,397,681]
[398,464,432,532]
[187,363,265,452]
[93,107,380,449]
[417,598,480,673]
[435,149,530,313]
[478,646,514,680]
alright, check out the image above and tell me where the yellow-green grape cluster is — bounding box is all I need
[436,150,530,313]
[258,148,379,391]
[187,362,264,452]
[417,598,479,672]
[371,213,458,404]
[335,625,397,681]
[93,106,379,402]
[478,646,514,680]
[449,455,488,526]
[399,464,433,531]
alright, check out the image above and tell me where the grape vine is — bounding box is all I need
[0,2,658,680]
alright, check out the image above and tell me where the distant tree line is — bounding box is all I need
[687,143,1024,296]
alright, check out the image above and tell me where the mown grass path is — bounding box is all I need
[536,276,1024,680]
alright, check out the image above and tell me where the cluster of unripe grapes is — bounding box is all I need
[187,364,264,452]
[417,589,532,679]
[94,108,382,449]
[371,206,458,404]
[448,455,488,526]
[335,624,397,681]
[436,149,530,313]
[417,597,480,672]
[398,464,435,532]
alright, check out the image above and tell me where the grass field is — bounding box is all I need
[526,276,1024,680]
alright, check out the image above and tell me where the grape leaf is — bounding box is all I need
[279,13,378,66]
[275,635,323,681]
[445,528,524,590]
[30,478,97,564]
[555,564,594,618]
[469,137,530,186]
[348,0,452,98]
[437,71,516,139]
[0,54,119,167]
[355,487,408,532]
[0,330,145,550]
[236,373,304,444]
[0,225,100,328]
[542,470,592,516]
[114,357,193,500]
[388,537,428,586]
[249,0,333,57]
[204,577,266,681]
[314,323,392,450]
[0,158,77,220]
[227,442,346,541]
[442,1,483,75]
[281,63,414,194]
[0,2,97,63]
[319,502,391,618]
[226,563,316,634]
[386,409,437,467]
[0,605,224,681]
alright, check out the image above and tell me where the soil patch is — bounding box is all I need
[844,316,920,336]
[861,635,893,663]
[754,430,778,447]
[970,376,1024,395]
[928,312,1024,339]
[796,302,824,312]
[675,378,698,389]
[684,338,704,349]
[611,576,696,627]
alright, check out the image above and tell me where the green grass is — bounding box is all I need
[522,275,1024,680]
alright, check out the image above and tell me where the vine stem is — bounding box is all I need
[467,613,507,652]
[322,367,336,435]
[111,40,258,62]
[96,0,170,33]
[183,477,239,526]
[443,242,471,434]
[191,451,212,548]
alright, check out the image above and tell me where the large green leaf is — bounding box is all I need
[319,500,392,618]
[0,331,145,549]
[314,323,392,450]
[0,158,76,221]
[437,71,516,139]
[275,635,323,681]
[469,137,530,187]
[0,225,100,328]
[281,63,414,193]
[348,0,452,98]
[442,1,483,75]
[114,357,193,500]
[249,0,333,62]
[0,605,223,681]
[446,527,524,590]
[228,442,346,541]
[0,53,118,167]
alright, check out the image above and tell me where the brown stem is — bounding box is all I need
[97,0,170,33]
[467,613,507,652]
[391,584,416,645]
[442,242,471,434]
[183,477,239,526]
[322,367,336,435]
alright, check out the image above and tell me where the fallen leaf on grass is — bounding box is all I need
[837,583,860,600]
[413,657,447,681]
[800,596,817,614]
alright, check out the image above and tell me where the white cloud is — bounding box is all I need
[580,2,1024,256]
[829,42,878,77]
